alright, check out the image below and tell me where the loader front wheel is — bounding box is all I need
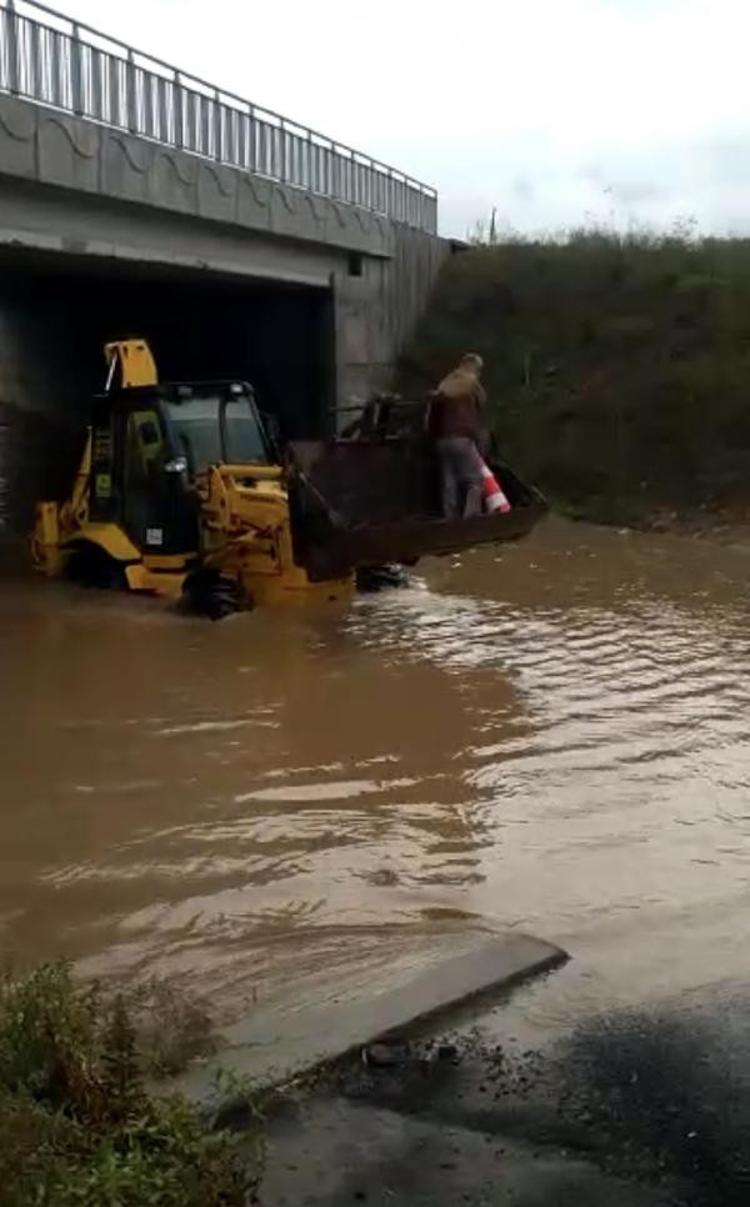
[180,569,245,620]
[356,563,410,593]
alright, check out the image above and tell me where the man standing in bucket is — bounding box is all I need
[430,353,487,518]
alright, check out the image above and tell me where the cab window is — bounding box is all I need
[166,389,268,473]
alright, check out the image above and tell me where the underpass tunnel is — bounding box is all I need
[0,253,336,537]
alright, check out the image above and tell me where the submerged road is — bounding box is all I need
[2,515,750,1024]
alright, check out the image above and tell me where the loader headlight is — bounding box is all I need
[164,456,188,474]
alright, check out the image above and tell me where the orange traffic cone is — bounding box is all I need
[477,456,511,514]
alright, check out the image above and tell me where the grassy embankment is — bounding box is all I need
[401,232,750,527]
[0,962,264,1206]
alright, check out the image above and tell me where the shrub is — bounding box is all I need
[0,962,264,1206]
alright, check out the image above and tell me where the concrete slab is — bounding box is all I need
[176,932,566,1096]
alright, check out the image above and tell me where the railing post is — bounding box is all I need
[31,13,42,100]
[108,51,121,127]
[213,87,221,159]
[333,149,340,200]
[70,22,83,115]
[173,70,183,148]
[279,118,286,181]
[6,0,19,95]
[248,103,256,172]
[126,48,137,133]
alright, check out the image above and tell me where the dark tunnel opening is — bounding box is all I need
[0,253,336,535]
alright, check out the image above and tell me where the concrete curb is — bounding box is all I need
[174,932,568,1099]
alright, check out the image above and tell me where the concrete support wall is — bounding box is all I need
[0,294,93,538]
[334,228,449,402]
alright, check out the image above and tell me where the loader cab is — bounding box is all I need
[162,382,272,476]
[88,380,269,556]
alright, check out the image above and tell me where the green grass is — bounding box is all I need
[0,962,264,1206]
[401,230,750,523]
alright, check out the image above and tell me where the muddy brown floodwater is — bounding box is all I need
[2,515,750,1027]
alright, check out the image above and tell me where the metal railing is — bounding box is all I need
[0,0,438,232]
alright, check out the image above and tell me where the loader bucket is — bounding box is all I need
[286,436,547,583]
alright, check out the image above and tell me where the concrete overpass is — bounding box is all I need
[0,0,448,534]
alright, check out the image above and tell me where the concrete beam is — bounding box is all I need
[0,94,397,259]
[0,176,347,288]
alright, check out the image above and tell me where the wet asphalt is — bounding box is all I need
[260,978,750,1206]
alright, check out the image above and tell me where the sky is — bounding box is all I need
[47,0,750,238]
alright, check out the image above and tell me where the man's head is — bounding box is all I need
[460,353,484,375]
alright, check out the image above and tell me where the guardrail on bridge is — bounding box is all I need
[0,0,438,233]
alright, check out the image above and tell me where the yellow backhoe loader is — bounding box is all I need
[31,339,546,617]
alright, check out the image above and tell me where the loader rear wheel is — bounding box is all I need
[66,544,127,591]
[180,569,245,620]
[356,563,410,593]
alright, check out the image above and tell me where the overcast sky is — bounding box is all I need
[57,0,750,238]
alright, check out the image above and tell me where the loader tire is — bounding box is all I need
[356,563,410,593]
[66,544,127,591]
[181,569,245,620]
